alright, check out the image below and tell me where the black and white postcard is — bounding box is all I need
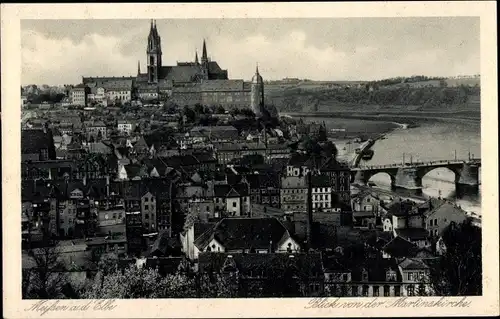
[2,2,498,318]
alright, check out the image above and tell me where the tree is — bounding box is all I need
[84,265,172,299]
[216,105,226,114]
[194,103,205,115]
[429,219,482,296]
[229,108,240,116]
[183,106,196,123]
[240,108,256,118]
[22,244,68,299]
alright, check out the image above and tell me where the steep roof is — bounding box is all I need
[395,228,429,241]
[382,236,418,258]
[198,252,323,276]
[194,217,292,251]
[214,183,249,198]
[161,65,203,83]
[425,200,467,220]
[21,129,54,155]
[398,258,430,270]
[201,80,244,92]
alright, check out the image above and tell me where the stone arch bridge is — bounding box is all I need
[351,158,481,190]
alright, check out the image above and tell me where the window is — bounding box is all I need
[342,274,348,282]
[145,214,149,219]
[232,202,237,208]
[384,285,390,297]
[394,285,401,296]
[351,286,358,297]
[362,285,369,297]
[144,205,149,210]
[340,285,347,296]
[386,270,397,281]
[373,285,379,297]
[144,197,149,202]
[407,285,415,296]
[362,270,369,281]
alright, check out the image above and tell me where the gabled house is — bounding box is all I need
[397,258,432,296]
[181,217,301,260]
[198,252,324,297]
[241,173,281,208]
[423,199,469,238]
[323,256,404,297]
[381,236,418,259]
[213,183,250,217]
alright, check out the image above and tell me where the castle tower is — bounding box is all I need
[251,64,265,118]
[147,19,162,83]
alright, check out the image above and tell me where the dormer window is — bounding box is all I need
[362,269,369,282]
[386,269,397,281]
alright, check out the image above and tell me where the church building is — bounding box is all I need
[80,20,264,112]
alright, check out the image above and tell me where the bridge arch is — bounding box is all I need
[367,172,396,187]
[418,166,462,185]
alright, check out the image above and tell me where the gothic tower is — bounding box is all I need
[147,19,162,83]
[251,64,265,118]
[195,50,199,65]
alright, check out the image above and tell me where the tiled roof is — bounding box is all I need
[395,228,429,241]
[201,80,244,92]
[103,80,133,91]
[21,129,54,154]
[382,236,418,258]
[214,183,249,197]
[194,217,291,251]
[150,230,181,256]
[161,65,203,83]
[190,126,239,140]
[398,258,430,270]
[160,155,200,168]
[198,252,323,276]
[425,200,467,220]
[387,199,418,217]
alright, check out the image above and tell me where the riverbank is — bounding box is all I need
[283,111,480,129]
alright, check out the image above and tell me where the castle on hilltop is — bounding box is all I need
[78,20,264,115]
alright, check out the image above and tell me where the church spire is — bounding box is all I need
[195,50,199,64]
[256,63,259,74]
[202,39,208,63]
[137,60,141,75]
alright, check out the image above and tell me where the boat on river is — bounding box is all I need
[361,149,374,160]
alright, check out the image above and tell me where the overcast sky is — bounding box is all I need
[21,17,480,86]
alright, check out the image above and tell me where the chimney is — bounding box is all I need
[306,170,313,250]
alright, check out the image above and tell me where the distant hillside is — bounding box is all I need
[266,83,480,114]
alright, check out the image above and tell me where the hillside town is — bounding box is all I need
[21,20,481,299]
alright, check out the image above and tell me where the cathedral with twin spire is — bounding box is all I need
[82,20,264,115]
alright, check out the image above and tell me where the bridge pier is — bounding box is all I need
[395,167,422,190]
[457,163,480,186]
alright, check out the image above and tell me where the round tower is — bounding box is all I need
[250,65,264,118]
